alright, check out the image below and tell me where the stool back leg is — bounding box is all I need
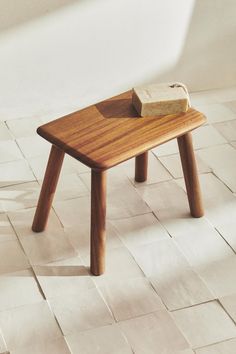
[90,169,107,275]
[177,133,204,218]
[32,145,64,232]
[135,151,148,182]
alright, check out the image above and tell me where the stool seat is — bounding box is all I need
[37,91,206,170]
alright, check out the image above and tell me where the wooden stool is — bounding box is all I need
[32,90,206,275]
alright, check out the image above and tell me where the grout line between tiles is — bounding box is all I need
[213,227,236,255]
[217,299,236,326]
[169,299,217,313]
[193,335,236,352]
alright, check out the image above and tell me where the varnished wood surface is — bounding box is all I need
[178,133,204,218]
[90,169,107,275]
[37,91,206,170]
[32,145,64,232]
[135,152,148,182]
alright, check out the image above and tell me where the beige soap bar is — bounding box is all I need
[132,83,190,117]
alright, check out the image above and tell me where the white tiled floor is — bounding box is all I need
[0,87,236,353]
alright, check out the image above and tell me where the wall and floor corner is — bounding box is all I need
[0,0,236,121]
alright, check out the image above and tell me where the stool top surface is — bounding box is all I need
[38,90,206,169]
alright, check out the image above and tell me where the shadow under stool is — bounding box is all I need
[32,90,206,276]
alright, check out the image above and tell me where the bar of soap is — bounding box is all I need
[132,83,190,117]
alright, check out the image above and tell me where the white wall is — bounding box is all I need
[157,0,236,92]
[0,0,235,120]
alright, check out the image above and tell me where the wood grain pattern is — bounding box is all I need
[178,133,204,218]
[90,169,107,275]
[32,145,64,232]
[36,91,206,170]
[135,152,148,182]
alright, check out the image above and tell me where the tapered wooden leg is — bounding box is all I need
[32,145,64,232]
[135,151,148,182]
[90,169,107,276]
[177,132,204,218]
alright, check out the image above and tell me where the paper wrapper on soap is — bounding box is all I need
[132,83,190,117]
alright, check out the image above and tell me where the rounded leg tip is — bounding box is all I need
[191,211,204,218]
[90,264,105,276]
[135,177,147,183]
[31,224,45,233]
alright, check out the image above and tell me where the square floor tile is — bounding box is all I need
[54,187,150,228]
[192,125,227,148]
[16,135,50,158]
[64,154,90,174]
[34,256,94,299]
[196,173,236,251]
[8,207,62,239]
[54,196,90,227]
[213,87,236,102]
[65,221,123,257]
[50,287,114,335]
[19,227,76,266]
[99,277,164,321]
[8,208,76,265]
[198,144,236,192]
[219,293,236,322]
[0,181,39,212]
[118,311,190,354]
[122,151,172,186]
[140,180,214,239]
[28,154,89,181]
[80,167,134,193]
[0,122,13,141]
[216,222,236,253]
[6,117,42,139]
[110,213,169,249]
[0,239,29,275]
[0,301,62,351]
[10,337,71,354]
[172,301,236,348]
[82,247,144,287]
[152,139,179,157]
[0,333,6,353]
[80,173,151,220]
[130,239,213,310]
[195,103,236,123]
[231,141,236,148]
[190,90,219,106]
[214,119,236,141]
[0,159,35,188]
[225,100,236,112]
[173,220,234,268]
[159,153,211,178]
[195,338,236,354]
[66,324,132,354]
[27,154,49,180]
[197,255,236,298]
[44,173,88,201]
[0,269,42,311]
[0,214,17,243]
[192,173,236,227]
[138,179,189,218]
[0,141,23,163]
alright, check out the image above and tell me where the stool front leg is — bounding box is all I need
[135,151,148,182]
[90,169,107,276]
[177,132,204,218]
[32,145,64,232]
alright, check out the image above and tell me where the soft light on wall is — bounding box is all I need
[0,0,195,120]
[0,0,235,121]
